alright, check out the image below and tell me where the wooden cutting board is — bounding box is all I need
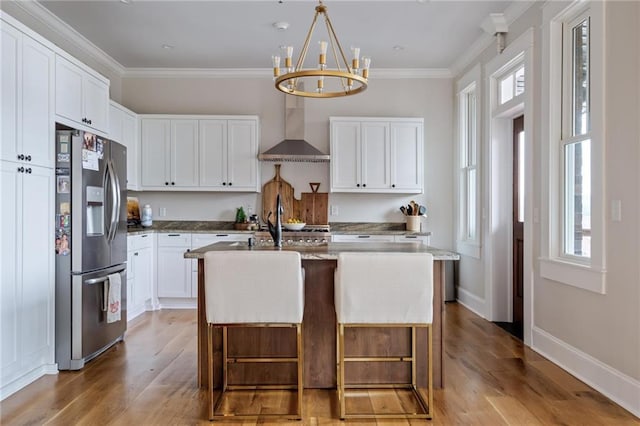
[300,183,328,225]
[261,164,300,223]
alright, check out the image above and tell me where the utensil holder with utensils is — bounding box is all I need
[406,215,421,232]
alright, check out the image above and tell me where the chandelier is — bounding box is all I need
[272,1,370,98]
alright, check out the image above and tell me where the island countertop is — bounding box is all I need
[185,241,459,261]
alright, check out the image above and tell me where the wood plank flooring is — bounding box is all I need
[1,303,638,425]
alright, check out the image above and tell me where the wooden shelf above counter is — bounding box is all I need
[189,242,458,391]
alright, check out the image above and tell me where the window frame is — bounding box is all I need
[456,64,482,258]
[540,0,606,294]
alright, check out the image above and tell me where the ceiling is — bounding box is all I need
[37,0,518,71]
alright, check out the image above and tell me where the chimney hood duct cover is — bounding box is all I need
[259,94,329,162]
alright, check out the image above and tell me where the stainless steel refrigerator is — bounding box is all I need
[54,128,127,370]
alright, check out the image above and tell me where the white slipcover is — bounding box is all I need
[335,252,433,324]
[204,251,304,324]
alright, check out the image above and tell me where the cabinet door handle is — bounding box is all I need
[392,184,396,188]
[228,182,232,186]
[17,166,24,173]
[165,182,169,186]
[25,155,31,162]
[134,252,139,256]
[141,234,148,238]
[362,184,366,188]
[17,154,25,161]
[222,182,226,186]
[171,182,175,185]
[356,184,360,187]
[25,168,32,174]
[357,235,371,239]
[167,234,181,237]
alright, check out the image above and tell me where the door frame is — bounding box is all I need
[483,28,535,345]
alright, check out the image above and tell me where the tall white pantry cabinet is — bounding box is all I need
[0,16,57,399]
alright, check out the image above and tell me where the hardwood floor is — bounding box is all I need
[1,304,638,425]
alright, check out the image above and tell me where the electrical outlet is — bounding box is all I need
[330,205,339,216]
[159,207,167,217]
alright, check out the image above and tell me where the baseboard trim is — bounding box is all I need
[0,363,58,401]
[158,298,197,310]
[532,326,640,418]
[456,286,487,319]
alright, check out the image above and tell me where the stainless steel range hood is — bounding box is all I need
[259,93,330,163]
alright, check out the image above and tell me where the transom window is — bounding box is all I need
[499,64,525,105]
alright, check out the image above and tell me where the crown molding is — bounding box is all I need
[123,67,452,79]
[10,0,125,76]
[450,0,537,77]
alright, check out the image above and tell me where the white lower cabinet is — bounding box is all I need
[157,233,193,299]
[190,233,249,298]
[331,234,395,243]
[126,234,154,321]
[1,161,55,399]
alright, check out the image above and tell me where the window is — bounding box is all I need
[562,11,591,259]
[499,64,525,105]
[541,1,605,294]
[562,13,591,258]
[459,83,479,243]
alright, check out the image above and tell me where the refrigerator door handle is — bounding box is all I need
[106,159,119,242]
[111,158,122,241]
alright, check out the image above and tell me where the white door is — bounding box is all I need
[361,121,389,190]
[1,24,20,164]
[19,164,55,369]
[55,56,83,123]
[121,111,138,190]
[330,120,360,190]
[157,246,192,298]
[227,119,258,190]
[82,72,109,133]
[108,104,123,142]
[390,122,423,191]
[21,36,54,168]
[134,246,152,306]
[0,161,21,382]
[170,120,199,187]
[141,119,170,187]
[199,119,227,188]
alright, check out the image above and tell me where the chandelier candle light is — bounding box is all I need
[272,1,370,98]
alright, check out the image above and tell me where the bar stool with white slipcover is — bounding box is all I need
[335,252,434,420]
[204,251,304,421]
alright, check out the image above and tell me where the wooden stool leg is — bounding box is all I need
[338,323,345,419]
[297,323,303,420]
[208,325,214,421]
[428,323,433,419]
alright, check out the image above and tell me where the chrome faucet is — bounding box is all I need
[267,193,283,248]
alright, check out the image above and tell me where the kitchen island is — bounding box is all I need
[185,242,458,391]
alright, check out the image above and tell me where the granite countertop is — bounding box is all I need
[128,221,431,237]
[185,241,459,261]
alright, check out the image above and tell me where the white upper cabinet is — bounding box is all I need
[140,118,198,188]
[200,118,259,191]
[1,22,54,168]
[330,117,423,194]
[141,115,259,191]
[390,121,424,192]
[109,101,139,190]
[55,55,109,134]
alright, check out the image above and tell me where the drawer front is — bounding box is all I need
[332,234,395,242]
[192,233,249,249]
[128,233,153,250]
[157,233,192,247]
[394,235,430,245]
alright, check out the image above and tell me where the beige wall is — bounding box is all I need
[455,0,640,386]
[534,0,640,380]
[122,77,455,249]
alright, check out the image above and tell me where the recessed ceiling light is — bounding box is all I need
[120,0,132,4]
[273,21,289,31]
[162,44,174,50]
[393,45,405,51]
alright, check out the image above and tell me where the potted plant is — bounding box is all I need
[234,207,250,230]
